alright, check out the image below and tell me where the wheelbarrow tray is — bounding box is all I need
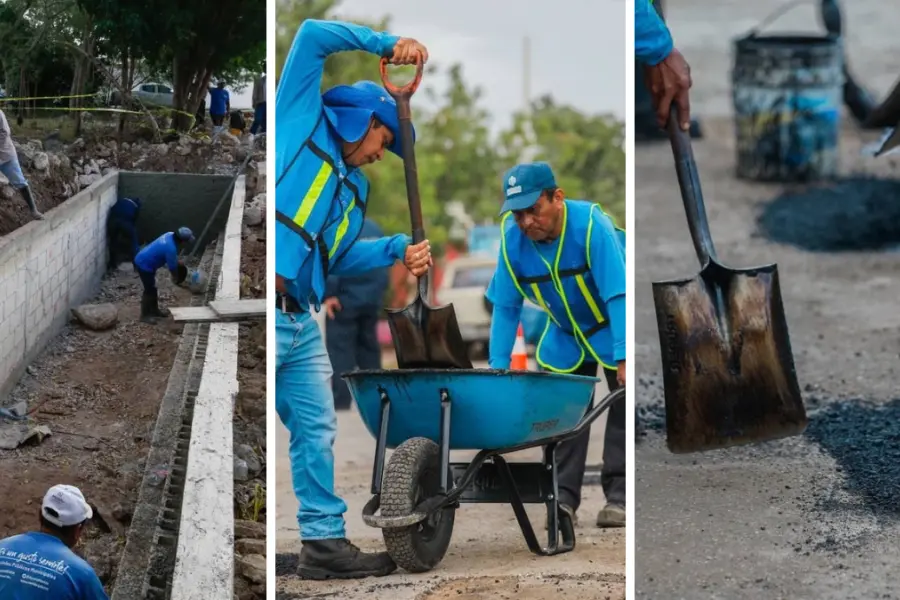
[343,368,602,450]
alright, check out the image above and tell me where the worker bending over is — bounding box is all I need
[485,162,627,528]
[0,484,108,599]
[133,227,194,323]
[275,18,431,580]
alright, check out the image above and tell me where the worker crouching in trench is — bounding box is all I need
[133,226,195,323]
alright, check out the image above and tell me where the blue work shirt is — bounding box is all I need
[635,0,674,65]
[208,88,230,116]
[486,207,626,369]
[324,219,391,311]
[0,532,108,600]
[109,197,141,257]
[134,232,179,274]
[276,19,410,309]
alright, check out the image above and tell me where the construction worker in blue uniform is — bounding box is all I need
[485,162,627,528]
[0,484,108,599]
[275,18,432,580]
[133,227,195,323]
[636,0,693,130]
[107,196,142,270]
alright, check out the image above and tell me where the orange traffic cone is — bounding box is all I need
[510,323,528,370]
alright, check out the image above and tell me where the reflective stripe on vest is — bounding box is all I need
[274,111,368,279]
[501,201,622,372]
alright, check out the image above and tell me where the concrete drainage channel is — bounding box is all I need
[0,169,246,600]
[116,173,246,600]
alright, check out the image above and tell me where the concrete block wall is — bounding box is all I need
[117,172,233,254]
[0,172,119,398]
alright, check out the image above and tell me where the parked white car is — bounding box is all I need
[437,255,497,356]
[132,82,174,108]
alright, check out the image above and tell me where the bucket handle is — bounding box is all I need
[744,0,834,39]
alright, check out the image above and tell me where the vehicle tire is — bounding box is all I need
[381,437,455,573]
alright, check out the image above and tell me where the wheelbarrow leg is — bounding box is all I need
[495,447,576,557]
[371,388,392,495]
[439,389,452,493]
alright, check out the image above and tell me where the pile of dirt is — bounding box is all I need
[0,268,191,593]
[0,129,259,235]
[757,176,900,252]
[233,169,267,600]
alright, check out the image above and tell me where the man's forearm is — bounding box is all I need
[635,0,673,65]
[488,304,521,369]
[276,19,399,119]
[330,234,409,276]
[607,294,626,363]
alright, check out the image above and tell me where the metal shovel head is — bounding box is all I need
[652,259,807,453]
[386,294,473,369]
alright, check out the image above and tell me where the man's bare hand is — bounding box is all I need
[643,48,692,131]
[617,360,626,387]
[404,240,432,278]
[391,38,429,65]
[323,297,342,319]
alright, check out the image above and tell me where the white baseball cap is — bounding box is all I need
[41,485,93,527]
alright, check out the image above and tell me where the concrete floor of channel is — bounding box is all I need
[636,2,900,598]
[275,351,625,600]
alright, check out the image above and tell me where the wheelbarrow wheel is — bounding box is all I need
[381,437,455,573]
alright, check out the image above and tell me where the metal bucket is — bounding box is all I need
[731,13,844,182]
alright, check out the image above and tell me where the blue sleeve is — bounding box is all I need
[588,209,627,362]
[276,19,400,125]
[165,238,179,272]
[330,234,410,276]
[488,305,522,369]
[635,0,674,65]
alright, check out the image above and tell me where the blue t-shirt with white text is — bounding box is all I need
[0,532,108,599]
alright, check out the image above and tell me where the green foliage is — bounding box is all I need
[275,0,625,249]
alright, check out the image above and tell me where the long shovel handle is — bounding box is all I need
[381,57,429,298]
[667,106,717,265]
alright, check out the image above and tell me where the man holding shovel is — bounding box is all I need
[636,0,693,131]
[275,18,432,580]
[485,162,627,528]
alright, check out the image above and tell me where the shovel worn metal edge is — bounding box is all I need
[652,258,808,454]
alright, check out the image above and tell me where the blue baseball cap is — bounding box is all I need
[499,162,557,215]
[321,80,415,159]
[176,227,195,243]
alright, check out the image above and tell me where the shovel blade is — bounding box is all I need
[652,261,806,453]
[386,296,472,369]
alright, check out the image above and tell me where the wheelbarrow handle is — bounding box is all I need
[667,107,718,265]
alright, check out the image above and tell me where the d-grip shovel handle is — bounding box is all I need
[380,56,429,297]
[667,107,718,266]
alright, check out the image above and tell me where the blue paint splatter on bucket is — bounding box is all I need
[732,33,845,182]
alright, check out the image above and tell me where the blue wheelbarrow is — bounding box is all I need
[342,368,625,573]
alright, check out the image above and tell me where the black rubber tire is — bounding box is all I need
[380,437,455,573]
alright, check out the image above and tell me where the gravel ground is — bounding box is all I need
[636,1,900,595]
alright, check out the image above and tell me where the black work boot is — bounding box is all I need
[19,186,44,220]
[140,293,159,323]
[296,539,396,580]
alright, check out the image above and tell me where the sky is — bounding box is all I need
[334,0,626,132]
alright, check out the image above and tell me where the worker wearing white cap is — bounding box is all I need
[0,484,108,599]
